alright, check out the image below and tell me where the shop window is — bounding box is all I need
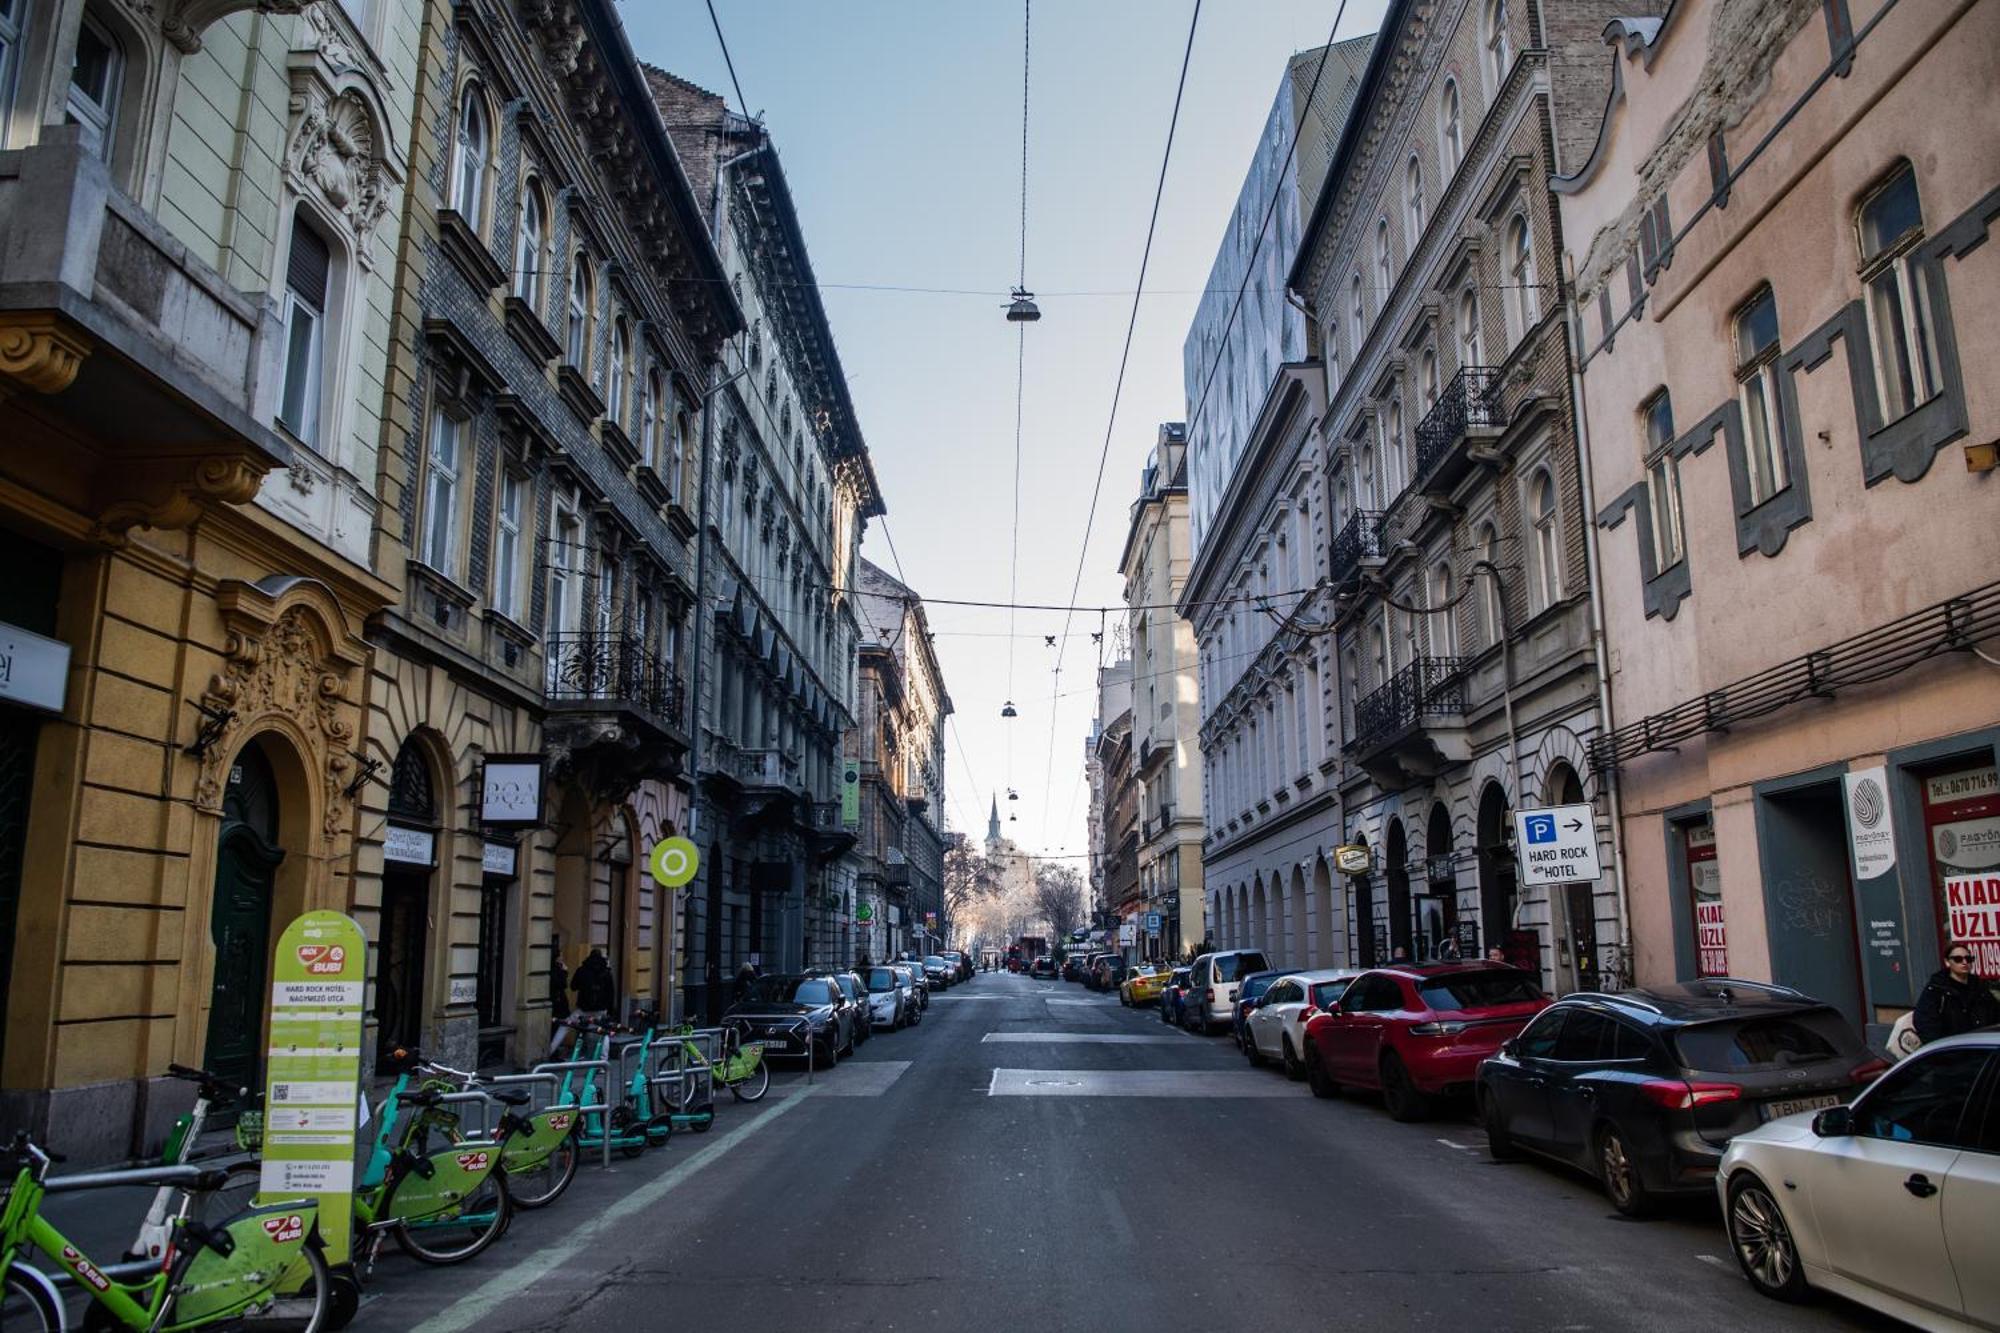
[1682,816,1726,976]
[1921,761,2000,973]
[1856,163,1942,422]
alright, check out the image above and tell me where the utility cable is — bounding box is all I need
[704,0,750,116]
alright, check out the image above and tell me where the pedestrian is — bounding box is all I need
[570,946,616,1027]
[1437,933,1462,962]
[1486,946,1507,965]
[856,950,872,972]
[1391,945,1410,963]
[732,961,757,1006]
[1913,944,2000,1043]
[546,948,573,1054]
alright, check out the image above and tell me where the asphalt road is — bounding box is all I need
[349,971,1897,1333]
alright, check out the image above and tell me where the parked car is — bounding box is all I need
[1029,957,1058,979]
[1121,964,1170,1007]
[1091,955,1130,993]
[1716,1029,1996,1322]
[1478,980,1886,1216]
[862,965,909,1031]
[891,962,928,1013]
[724,973,854,1065]
[943,951,971,982]
[922,955,953,988]
[1183,950,1272,1034]
[1230,969,1289,1049]
[1246,970,1365,1077]
[823,971,873,1044]
[1062,954,1091,983]
[1302,963,1546,1120]
[1159,967,1194,1026]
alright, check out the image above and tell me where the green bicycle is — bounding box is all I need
[0,1131,330,1332]
[652,1019,770,1119]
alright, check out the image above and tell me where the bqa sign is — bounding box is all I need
[1512,804,1601,886]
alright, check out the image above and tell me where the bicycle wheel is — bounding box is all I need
[649,1066,691,1118]
[392,1170,511,1265]
[226,1234,332,1331]
[506,1132,578,1210]
[4,1270,61,1332]
[729,1058,770,1103]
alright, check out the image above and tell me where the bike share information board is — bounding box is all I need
[260,910,367,1265]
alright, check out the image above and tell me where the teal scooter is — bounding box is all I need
[570,1020,669,1158]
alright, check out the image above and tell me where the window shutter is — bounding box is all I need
[288,220,331,308]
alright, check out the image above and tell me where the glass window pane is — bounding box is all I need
[1869,272,1917,417]
[1737,291,1778,364]
[1860,167,1921,260]
[1854,1048,1988,1149]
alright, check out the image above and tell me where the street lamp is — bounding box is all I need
[1005,287,1041,322]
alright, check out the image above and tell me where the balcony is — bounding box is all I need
[542,633,687,800]
[1330,510,1386,590]
[1347,656,1471,786]
[1413,366,1503,495]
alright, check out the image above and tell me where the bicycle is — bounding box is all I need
[653,1020,770,1122]
[0,1131,330,1332]
[126,1063,265,1265]
[407,1056,582,1211]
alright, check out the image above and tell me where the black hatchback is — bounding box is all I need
[1476,979,1887,1216]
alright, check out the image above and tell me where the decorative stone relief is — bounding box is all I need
[0,314,92,394]
[285,87,391,268]
[299,2,360,74]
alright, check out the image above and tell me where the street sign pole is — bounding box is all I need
[1511,804,1601,995]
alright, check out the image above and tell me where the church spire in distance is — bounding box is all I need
[988,795,1001,847]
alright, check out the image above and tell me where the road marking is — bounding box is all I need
[1435,1138,1479,1153]
[1046,998,1105,1007]
[980,1032,1186,1044]
[987,1069,1304,1098]
[407,1086,817,1333]
[810,1060,911,1096]
[1696,1254,1729,1269]
[929,994,1008,1000]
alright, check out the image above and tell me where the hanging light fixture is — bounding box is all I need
[1001,699,1018,718]
[1008,788,1019,801]
[1005,287,1041,322]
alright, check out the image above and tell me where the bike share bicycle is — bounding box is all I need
[649,1018,773,1132]
[398,1056,582,1210]
[554,1016,671,1158]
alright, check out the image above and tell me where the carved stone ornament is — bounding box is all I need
[299,1,360,74]
[285,86,391,269]
[0,313,92,395]
[119,0,308,55]
[93,455,269,543]
[194,579,366,843]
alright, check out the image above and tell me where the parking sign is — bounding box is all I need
[1511,804,1601,886]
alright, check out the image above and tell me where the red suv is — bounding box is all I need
[1302,963,1547,1120]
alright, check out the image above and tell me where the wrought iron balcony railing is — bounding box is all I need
[1330,510,1385,587]
[1413,366,1502,482]
[1350,656,1470,751]
[544,633,685,725]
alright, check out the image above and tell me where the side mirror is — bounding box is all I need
[1812,1106,1854,1138]
[1499,1038,1520,1059]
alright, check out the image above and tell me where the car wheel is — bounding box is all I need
[1281,1036,1304,1081]
[1727,1175,1810,1302]
[1244,1032,1263,1067]
[1380,1052,1430,1122]
[1305,1045,1338,1099]
[1481,1089,1520,1161]
[1597,1125,1652,1217]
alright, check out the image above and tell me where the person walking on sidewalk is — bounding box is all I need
[1913,945,2000,1043]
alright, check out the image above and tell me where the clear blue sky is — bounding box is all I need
[623,1,1387,860]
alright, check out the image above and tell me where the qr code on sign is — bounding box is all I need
[272,1085,290,1103]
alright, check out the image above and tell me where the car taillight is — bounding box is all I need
[1207,988,1216,1002]
[1848,1057,1889,1083]
[1638,1079,1742,1111]
[1407,1021,1467,1037]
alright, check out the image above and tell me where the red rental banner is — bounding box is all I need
[1945,872,2000,974]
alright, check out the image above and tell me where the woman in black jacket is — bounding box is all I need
[1913,945,2000,1043]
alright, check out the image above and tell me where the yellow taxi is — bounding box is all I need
[1120,963,1170,1007]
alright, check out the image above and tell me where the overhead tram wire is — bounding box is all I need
[703,0,749,115]
[1037,0,1202,846]
[1004,0,1035,808]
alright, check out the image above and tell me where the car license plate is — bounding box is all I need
[1760,1093,1840,1121]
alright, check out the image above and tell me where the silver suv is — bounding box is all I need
[1187,950,1271,1034]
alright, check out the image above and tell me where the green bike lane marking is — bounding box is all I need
[406,1085,819,1333]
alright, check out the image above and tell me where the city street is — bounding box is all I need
[349,972,1895,1332]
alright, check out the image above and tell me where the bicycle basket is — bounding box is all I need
[234,1110,264,1152]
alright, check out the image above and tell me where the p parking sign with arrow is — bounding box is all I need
[1512,804,1601,886]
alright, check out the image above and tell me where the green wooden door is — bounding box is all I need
[203,821,283,1094]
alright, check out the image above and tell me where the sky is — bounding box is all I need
[622,0,1389,861]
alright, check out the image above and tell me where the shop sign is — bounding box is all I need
[0,621,69,715]
[1843,767,1897,880]
[1687,822,1727,977]
[1333,844,1372,876]
[261,911,366,1266]
[841,762,860,828]
[647,836,698,888]
[1927,767,1999,805]
[447,976,478,1005]
[1118,922,1136,945]
[1946,872,2000,974]
[480,755,544,827]
[481,841,516,877]
[382,824,435,866]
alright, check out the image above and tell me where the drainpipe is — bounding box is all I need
[1561,254,1635,990]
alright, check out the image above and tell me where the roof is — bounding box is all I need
[1287,4,1410,297]
[1564,978,1836,1024]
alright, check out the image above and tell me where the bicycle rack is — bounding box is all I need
[525,1057,615,1170]
[649,1030,719,1111]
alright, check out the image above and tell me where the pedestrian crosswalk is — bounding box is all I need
[986,1068,1303,1097]
[979,1032,1185,1044]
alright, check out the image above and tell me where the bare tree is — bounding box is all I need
[1033,862,1086,945]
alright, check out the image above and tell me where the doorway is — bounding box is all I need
[1549,764,1598,990]
[1757,777,1866,1027]
[376,743,438,1071]
[1478,781,1519,963]
[204,742,285,1097]
[1385,819,1413,961]
[1352,867,1377,966]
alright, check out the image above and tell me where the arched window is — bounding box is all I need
[1430,563,1458,656]
[1376,217,1394,302]
[1421,348,1439,411]
[1475,521,1501,645]
[514,178,546,309]
[1358,439,1377,510]
[606,317,630,423]
[1349,271,1365,350]
[1506,214,1538,342]
[1369,620,1390,688]
[749,319,762,369]
[1458,286,1483,368]
[1440,79,1462,175]
[641,368,662,468]
[452,83,489,234]
[1387,397,1406,493]
[1485,0,1511,93]
[566,252,592,369]
[1406,154,1426,240]
[1530,469,1562,610]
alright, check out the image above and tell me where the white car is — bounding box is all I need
[1245,969,1364,1078]
[1716,1029,1998,1329]
[863,965,908,1030]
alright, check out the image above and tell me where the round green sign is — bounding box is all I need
[856,902,874,923]
[649,836,699,888]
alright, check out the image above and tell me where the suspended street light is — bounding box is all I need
[1006,287,1041,322]
[1001,699,1018,718]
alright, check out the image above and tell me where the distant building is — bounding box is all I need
[1090,659,1135,930]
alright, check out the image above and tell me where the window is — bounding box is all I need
[1734,288,1790,505]
[1484,0,1511,93]
[277,217,330,447]
[452,84,489,234]
[493,470,524,619]
[422,406,463,576]
[1349,271,1365,351]
[65,12,122,162]
[639,369,661,468]
[1505,215,1537,343]
[1440,79,1462,175]
[1516,1009,1565,1059]
[1376,217,1394,302]
[1551,1009,1614,1062]
[606,318,630,424]
[1643,391,1684,569]
[1475,521,1500,644]
[1406,154,1426,240]
[566,253,592,369]
[1530,469,1561,610]
[1429,563,1457,656]
[1458,287,1482,369]
[0,0,27,128]
[515,180,546,309]
[1387,398,1406,494]
[1357,440,1377,509]
[1421,348,1439,411]
[1857,164,1941,420]
[1853,1048,1990,1149]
